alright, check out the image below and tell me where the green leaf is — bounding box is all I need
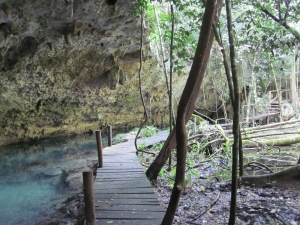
[107,221,114,224]
[170,168,176,175]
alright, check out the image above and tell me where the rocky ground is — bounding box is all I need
[138,140,300,225]
[150,162,300,225]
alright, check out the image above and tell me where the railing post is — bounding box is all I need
[107,125,112,147]
[268,91,272,103]
[252,106,255,127]
[241,105,244,121]
[83,171,95,225]
[96,130,103,168]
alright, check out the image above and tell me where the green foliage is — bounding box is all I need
[132,0,151,15]
[113,133,126,144]
[215,169,231,181]
[137,142,147,150]
[132,125,158,138]
[152,141,164,150]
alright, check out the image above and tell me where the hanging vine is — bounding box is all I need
[134,0,149,153]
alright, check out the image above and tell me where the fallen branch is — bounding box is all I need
[243,161,274,174]
[187,191,221,222]
[136,149,157,156]
[242,119,300,133]
[242,135,300,148]
[241,131,300,140]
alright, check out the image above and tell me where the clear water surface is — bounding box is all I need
[0,133,108,225]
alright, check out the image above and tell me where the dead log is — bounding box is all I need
[225,119,300,134]
[242,135,300,147]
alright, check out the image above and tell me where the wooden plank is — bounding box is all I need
[96,175,146,179]
[98,166,144,170]
[95,193,158,199]
[94,188,155,194]
[94,183,153,189]
[95,218,162,225]
[95,199,160,205]
[95,210,165,219]
[97,170,144,173]
[95,176,150,182]
[94,183,152,189]
[96,203,163,211]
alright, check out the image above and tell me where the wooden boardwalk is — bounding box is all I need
[93,131,169,225]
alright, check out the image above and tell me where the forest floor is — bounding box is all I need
[138,140,300,225]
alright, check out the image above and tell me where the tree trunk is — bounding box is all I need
[161,1,217,224]
[225,0,240,223]
[245,55,257,127]
[269,55,283,121]
[134,7,148,152]
[290,59,298,109]
[168,3,175,171]
[212,23,243,176]
[146,0,223,181]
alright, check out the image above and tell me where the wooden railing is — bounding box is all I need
[83,125,113,225]
[268,89,291,104]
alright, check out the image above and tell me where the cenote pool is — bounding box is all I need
[0,133,109,225]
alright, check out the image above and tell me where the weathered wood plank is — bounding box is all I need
[94,183,153,189]
[95,199,160,205]
[96,203,163,211]
[94,188,155,194]
[95,210,165,219]
[96,174,148,179]
[95,218,162,225]
[96,170,144,173]
[95,193,158,199]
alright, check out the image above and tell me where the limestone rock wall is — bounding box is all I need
[0,0,175,145]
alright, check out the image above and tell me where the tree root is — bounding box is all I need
[136,149,156,156]
[240,165,300,188]
[243,161,274,173]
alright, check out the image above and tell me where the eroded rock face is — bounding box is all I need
[0,0,174,145]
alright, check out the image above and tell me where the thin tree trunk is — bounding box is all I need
[161,1,217,224]
[146,0,223,181]
[134,7,148,151]
[153,4,170,98]
[269,54,283,121]
[212,24,243,176]
[168,2,175,171]
[246,55,257,127]
[290,49,299,109]
[153,3,176,126]
[225,0,240,224]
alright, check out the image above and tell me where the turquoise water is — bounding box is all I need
[0,134,108,225]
